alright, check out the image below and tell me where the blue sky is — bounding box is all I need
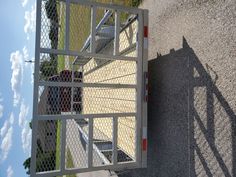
[0,0,36,176]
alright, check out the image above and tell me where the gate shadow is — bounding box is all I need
[119,37,236,177]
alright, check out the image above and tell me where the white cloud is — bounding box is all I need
[21,0,28,7]
[31,62,34,84]
[18,101,31,153]
[23,46,28,59]
[0,114,14,156]
[7,166,13,177]
[1,113,14,136]
[0,127,13,161]
[19,101,29,128]
[1,113,14,138]
[21,124,31,153]
[24,5,36,40]
[0,113,14,161]
[0,121,8,138]
[9,113,14,125]
[10,51,23,106]
[23,46,29,67]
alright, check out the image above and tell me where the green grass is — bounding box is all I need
[66,149,76,177]
[57,3,66,73]
[55,121,76,177]
[55,120,61,170]
[56,0,141,73]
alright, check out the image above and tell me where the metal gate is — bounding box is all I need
[30,0,148,176]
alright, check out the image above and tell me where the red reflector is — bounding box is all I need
[142,139,147,151]
[144,26,148,37]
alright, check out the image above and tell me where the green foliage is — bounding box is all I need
[29,120,32,129]
[66,149,76,177]
[40,59,58,80]
[23,121,57,175]
[23,151,56,174]
[45,0,58,21]
[45,0,59,50]
[55,121,61,170]
[49,26,59,49]
[36,152,56,172]
[131,0,143,7]
[23,157,31,175]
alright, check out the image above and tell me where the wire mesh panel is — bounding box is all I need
[83,87,136,114]
[65,118,88,169]
[40,0,66,50]
[83,59,137,84]
[31,0,148,176]
[69,3,91,52]
[92,118,113,166]
[117,116,136,163]
[35,120,61,173]
[119,19,138,57]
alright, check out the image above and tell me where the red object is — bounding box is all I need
[59,70,83,112]
[144,26,148,37]
[142,139,147,151]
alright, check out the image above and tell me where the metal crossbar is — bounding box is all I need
[30,0,148,176]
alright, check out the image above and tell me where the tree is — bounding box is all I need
[40,59,57,80]
[45,0,59,49]
[23,152,56,174]
[23,157,31,175]
[29,120,32,129]
[23,120,56,174]
[49,26,58,49]
[45,0,58,21]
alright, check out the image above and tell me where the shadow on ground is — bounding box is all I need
[119,37,236,177]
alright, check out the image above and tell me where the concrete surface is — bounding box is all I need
[119,0,236,176]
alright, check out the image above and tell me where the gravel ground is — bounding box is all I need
[120,0,236,177]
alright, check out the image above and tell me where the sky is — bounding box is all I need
[0,0,36,176]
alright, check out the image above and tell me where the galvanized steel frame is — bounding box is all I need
[30,0,148,176]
